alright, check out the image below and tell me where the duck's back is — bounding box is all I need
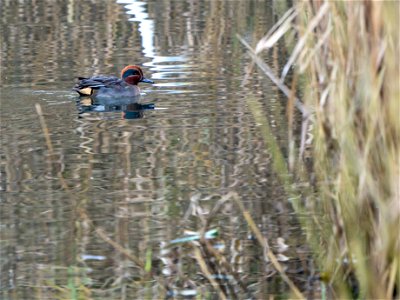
[74,75,127,96]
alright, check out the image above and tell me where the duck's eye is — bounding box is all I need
[122,69,140,79]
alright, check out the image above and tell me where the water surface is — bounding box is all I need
[1,0,306,298]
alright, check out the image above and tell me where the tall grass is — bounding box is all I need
[250,1,399,298]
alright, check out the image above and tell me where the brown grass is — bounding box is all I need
[246,1,399,298]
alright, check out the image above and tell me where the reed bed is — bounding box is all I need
[246,1,399,298]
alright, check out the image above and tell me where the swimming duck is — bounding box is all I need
[73,65,154,98]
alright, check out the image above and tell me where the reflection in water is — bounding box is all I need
[118,0,155,58]
[0,0,310,299]
[77,96,155,119]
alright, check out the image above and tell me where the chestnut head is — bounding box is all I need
[120,65,154,85]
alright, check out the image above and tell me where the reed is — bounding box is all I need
[250,1,399,298]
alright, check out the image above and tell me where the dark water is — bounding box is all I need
[1,0,309,299]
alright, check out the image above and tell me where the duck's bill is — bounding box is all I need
[141,78,154,84]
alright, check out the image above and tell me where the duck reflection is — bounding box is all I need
[77,96,155,119]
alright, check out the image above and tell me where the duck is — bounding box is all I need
[73,65,154,98]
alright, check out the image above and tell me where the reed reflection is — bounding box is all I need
[0,0,306,298]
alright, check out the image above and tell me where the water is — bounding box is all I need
[1,0,308,298]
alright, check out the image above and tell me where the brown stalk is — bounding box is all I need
[35,103,70,192]
[230,193,304,299]
[237,34,310,117]
[193,247,228,300]
[237,35,312,158]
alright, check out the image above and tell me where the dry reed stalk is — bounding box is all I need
[193,247,228,300]
[35,103,70,191]
[230,193,305,299]
[237,34,310,117]
[237,34,312,158]
[249,0,399,298]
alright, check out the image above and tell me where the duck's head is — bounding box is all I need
[120,65,154,85]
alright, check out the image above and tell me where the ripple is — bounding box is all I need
[153,82,205,88]
[149,64,194,72]
[150,56,188,63]
[151,71,204,80]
